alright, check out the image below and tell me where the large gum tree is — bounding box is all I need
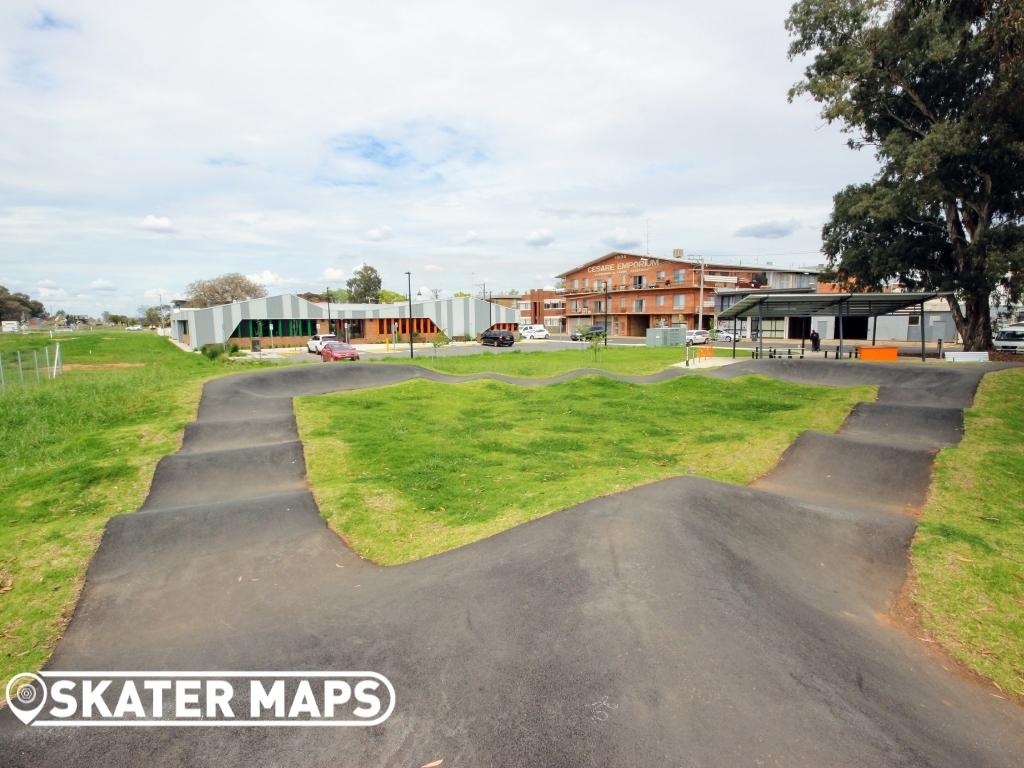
[786,0,1024,349]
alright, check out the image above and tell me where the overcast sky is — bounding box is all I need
[0,1,880,315]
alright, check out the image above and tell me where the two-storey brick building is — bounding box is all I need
[558,252,780,337]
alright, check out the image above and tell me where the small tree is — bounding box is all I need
[587,332,603,363]
[431,329,451,358]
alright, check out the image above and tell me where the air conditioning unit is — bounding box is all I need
[672,248,685,259]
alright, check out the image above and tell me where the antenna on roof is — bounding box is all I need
[645,218,650,256]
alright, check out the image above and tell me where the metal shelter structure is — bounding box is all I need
[717,291,954,361]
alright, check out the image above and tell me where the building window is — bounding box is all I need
[632,299,645,312]
[572,301,580,311]
[657,295,665,306]
[673,295,684,309]
[572,279,579,290]
[633,275,644,289]
[583,278,589,290]
[673,268,685,283]
[621,274,628,286]
[657,271,665,281]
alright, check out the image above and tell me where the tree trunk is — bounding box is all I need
[949,292,993,351]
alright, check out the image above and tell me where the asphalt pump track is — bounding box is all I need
[3,359,1023,767]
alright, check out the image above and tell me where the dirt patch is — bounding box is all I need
[62,363,145,370]
[878,567,1021,705]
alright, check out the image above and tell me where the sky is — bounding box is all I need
[0,1,880,316]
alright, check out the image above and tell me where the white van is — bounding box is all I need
[520,324,550,339]
[993,323,1024,354]
[307,333,336,353]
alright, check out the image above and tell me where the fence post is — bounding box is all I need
[45,346,50,378]
[33,349,41,383]
[54,342,62,377]
[17,350,24,384]
[0,351,4,392]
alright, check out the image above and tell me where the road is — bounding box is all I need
[2,359,1022,767]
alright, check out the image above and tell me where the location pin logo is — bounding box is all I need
[6,673,47,725]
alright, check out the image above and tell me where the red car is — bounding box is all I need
[321,341,360,362]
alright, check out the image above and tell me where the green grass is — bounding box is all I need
[373,345,752,377]
[0,331,269,683]
[912,367,1024,698]
[296,374,873,565]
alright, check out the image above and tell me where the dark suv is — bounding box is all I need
[480,329,515,347]
[571,324,607,341]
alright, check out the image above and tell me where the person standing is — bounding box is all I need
[810,329,821,352]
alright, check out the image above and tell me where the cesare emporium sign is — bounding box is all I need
[587,257,662,274]
[5,671,395,727]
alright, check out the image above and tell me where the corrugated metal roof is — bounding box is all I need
[718,291,953,319]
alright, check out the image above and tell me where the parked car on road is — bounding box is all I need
[481,329,515,347]
[520,324,550,339]
[570,324,607,341]
[713,330,736,342]
[993,324,1024,354]
[321,341,360,362]
[686,330,710,345]
[307,333,337,353]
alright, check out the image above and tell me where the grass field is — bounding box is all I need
[912,367,1024,698]
[0,331,264,683]
[373,345,752,378]
[296,374,873,565]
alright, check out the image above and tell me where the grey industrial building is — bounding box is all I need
[170,294,518,350]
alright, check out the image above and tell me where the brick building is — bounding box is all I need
[514,288,566,332]
[558,252,802,337]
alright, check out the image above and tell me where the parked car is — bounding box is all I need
[713,330,736,342]
[570,324,607,341]
[480,329,515,347]
[686,330,710,345]
[993,324,1024,354]
[520,324,550,339]
[321,341,360,362]
[307,333,337,353]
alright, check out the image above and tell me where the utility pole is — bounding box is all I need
[325,286,332,334]
[405,272,414,359]
[696,256,706,332]
[604,282,610,347]
[476,281,492,327]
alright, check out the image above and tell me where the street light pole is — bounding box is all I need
[604,282,610,347]
[405,271,414,359]
[697,256,706,332]
[325,286,332,335]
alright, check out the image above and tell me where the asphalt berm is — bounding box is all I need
[3,359,1022,767]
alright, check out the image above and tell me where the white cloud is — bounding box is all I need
[459,230,480,245]
[423,264,442,272]
[323,267,347,280]
[734,219,801,239]
[36,279,68,300]
[139,215,175,232]
[600,229,642,251]
[89,278,117,291]
[363,226,393,242]
[246,270,304,286]
[525,229,555,247]
[143,288,170,301]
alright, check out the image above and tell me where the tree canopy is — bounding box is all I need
[184,273,267,308]
[346,265,383,303]
[378,289,407,304]
[786,0,1024,349]
[0,286,46,321]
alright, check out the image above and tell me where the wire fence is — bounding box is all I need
[0,343,63,394]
